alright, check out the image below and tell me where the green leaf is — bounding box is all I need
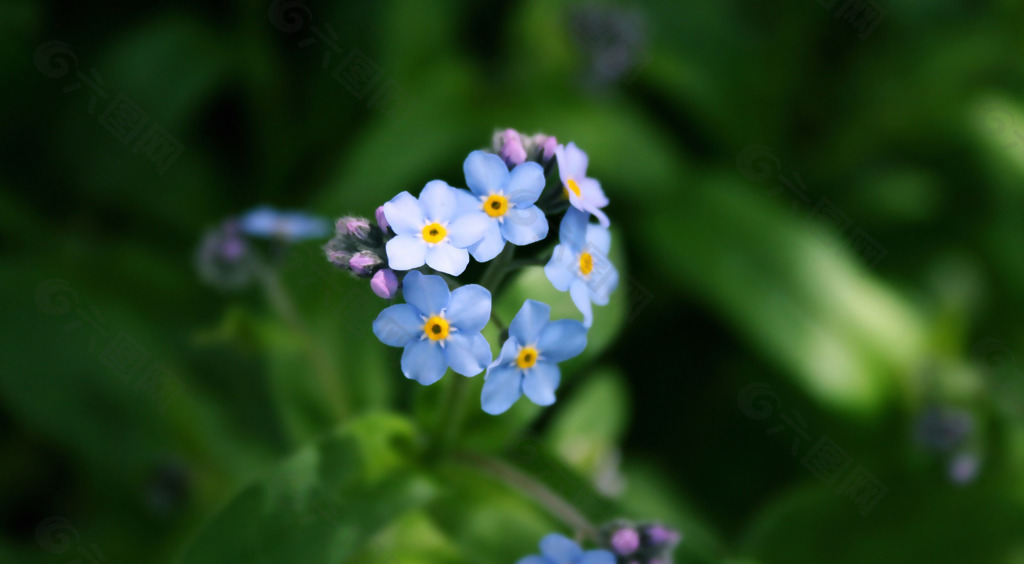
[738,478,1024,564]
[177,412,437,564]
[546,369,630,479]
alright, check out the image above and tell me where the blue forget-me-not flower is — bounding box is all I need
[481,300,587,415]
[372,271,492,385]
[517,533,615,564]
[556,142,610,227]
[455,150,550,262]
[382,181,490,275]
[239,206,330,241]
[544,209,618,328]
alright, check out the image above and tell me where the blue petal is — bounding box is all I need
[467,221,506,262]
[402,271,450,316]
[425,243,470,276]
[536,320,587,362]
[480,365,523,415]
[493,337,519,365]
[580,201,610,228]
[281,212,330,240]
[447,210,492,249]
[401,339,448,385]
[509,299,550,344]
[372,304,423,347]
[579,550,617,564]
[463,150,509,196]
[239,206,278,237]
[559,208,589,249]
[444,332,492,376]
[385,235,427,271]
[544,245,577,292]
[419,180,458,223]
[555,143,588,184]
[585,260,617,306]
[522,362,560,406]
[501,207,549,246]
[515,557,549,564]
[579,177,609,207]
[569,280,594,328]
[539,533,583,561]
[454,188,484,215]
[446,284,491,333]
[585,223,611,255]
[382,191,426,236]
[505,161,545,206]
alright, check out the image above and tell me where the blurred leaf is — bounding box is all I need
[738,478,1024,564]
[178,412,436,564]
[643,173,928,414]
[546,369,630,480]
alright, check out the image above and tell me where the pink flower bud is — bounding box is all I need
[370,269,399,299]
[497,129,527,167]
[375,206,389,232]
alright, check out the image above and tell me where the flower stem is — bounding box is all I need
[257,263,350,422]
[454,451,599,541]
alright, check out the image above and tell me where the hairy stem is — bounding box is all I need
[455,451,599,541]
[257,263,350,422]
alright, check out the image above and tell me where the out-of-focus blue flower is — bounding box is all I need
[556,142,609,227]
[372,271,492,385]
[544,209,618,327]
[195,220,257,290]
[481,300,587,415]
[517,533,615,564]
[382,181,491,275]
[455,150,549,262]
[239,206,330,241]
[915,406,973,452]
[949,451,980,485]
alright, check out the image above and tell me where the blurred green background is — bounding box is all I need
[3,0,1024,562]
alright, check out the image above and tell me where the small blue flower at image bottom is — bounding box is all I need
[455,150,550,262]
[382,180,491,276]
[481,300,587,415]
[238,206,330,241]
[372,271,492,385]
[544,208,618,328]
[517,533,616,564]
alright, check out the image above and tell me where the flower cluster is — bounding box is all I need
[598,521,682,564]
[334,130,619,415]
[517,533,615,564]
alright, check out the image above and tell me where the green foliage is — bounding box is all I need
[3,0,1024,562]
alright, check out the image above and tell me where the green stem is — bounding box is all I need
[455,451,599,541]
[257,263,350,421]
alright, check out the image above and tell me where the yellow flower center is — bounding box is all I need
[483,194,509,218]
[422,222,447,244]
[516,346,539,370]
[564,178,582,199]
[423,315,450,341]
[579,251,594,276]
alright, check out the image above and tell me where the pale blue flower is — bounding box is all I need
[517,533,615,564]
[456,150,549,262]
[556,142,609,227]
[481,300,587,415]
[544,209,618,328]
[382,181,490,275]
[239,206,330,241]
[372,271,492,385]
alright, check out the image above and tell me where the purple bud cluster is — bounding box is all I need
[599,521,682,564]
[492,128,558,168]
[323,208,399,298]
